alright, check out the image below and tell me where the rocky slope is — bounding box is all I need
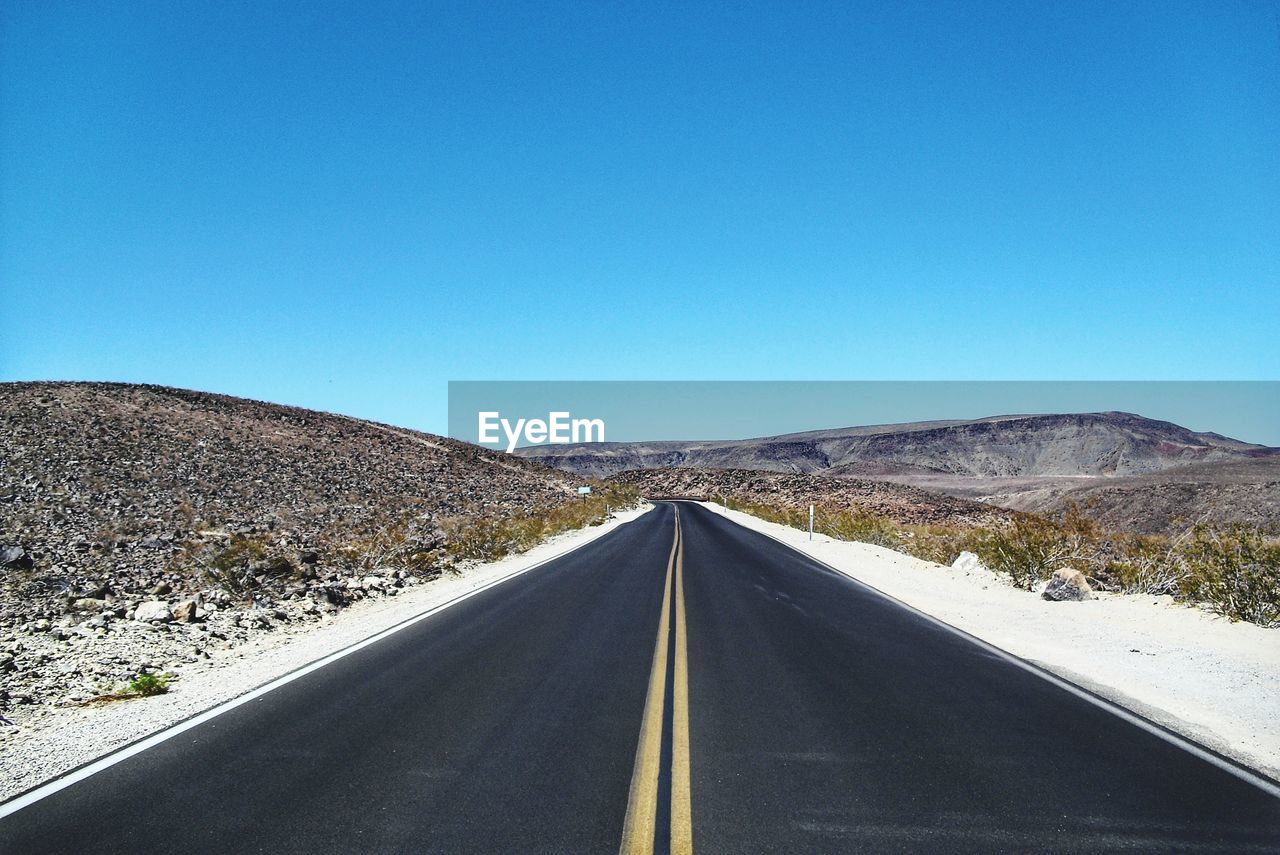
[609,468,1011,528]
[0,382,582,713]
[518,412,1269,479]
[999,458,1280,534]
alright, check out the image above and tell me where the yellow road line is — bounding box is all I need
[671,510,693,854]
[618,508,678,855]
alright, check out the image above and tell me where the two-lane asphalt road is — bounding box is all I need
[2,502,1278,853]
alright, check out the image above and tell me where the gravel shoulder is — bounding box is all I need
[705,502,1280,781]
[0,505,654,804]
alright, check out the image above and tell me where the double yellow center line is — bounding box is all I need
[620,507,693,855]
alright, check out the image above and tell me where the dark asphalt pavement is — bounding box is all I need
[2,501,1278,853]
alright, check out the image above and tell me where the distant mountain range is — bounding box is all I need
[515,412,1272,478]
[517,412,1280,533]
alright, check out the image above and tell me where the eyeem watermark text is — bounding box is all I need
[478,411,605,453]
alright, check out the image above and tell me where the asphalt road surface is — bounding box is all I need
[2,502,1278,853]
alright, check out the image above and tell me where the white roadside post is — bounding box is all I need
[809,504,815,540]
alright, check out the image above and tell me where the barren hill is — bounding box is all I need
[0,382,590,709]
[1,383,581,588]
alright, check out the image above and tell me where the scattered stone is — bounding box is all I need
[78,582,109,599]
[133,601,173,623]
[170,600,199,623]
[951,551,988,574]
[1042,568,1094,602]
[150,581,172,596]
[238,612,270,629]
[0,546,33,570]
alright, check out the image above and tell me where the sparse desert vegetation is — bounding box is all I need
[729,499,1280,627]
[439,483,638,564]
[608,467,1010,527]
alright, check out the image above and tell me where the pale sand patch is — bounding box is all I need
[0,504,655,804]
[704,502,1280,781]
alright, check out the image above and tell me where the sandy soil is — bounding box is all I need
[704,502,1280,781]
[0,505,655,804]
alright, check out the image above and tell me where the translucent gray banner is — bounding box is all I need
[448,381,1280,451]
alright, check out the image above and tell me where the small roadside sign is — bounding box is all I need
[578,486,592,495]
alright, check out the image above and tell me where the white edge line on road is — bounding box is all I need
[0,506,656,820]
[696,501,1280,801]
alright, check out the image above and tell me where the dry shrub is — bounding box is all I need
[1100,533,1188,596]
[821,510,902,549]
[442,483,640,565]
[897,526,970,566]
[1179,526,1280,627]
[728,501,903,549]
[339,517,446,577]
[186,535,294,598]
[963,505,1101,591]
[732,498,1280,627]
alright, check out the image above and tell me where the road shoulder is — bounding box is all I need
[703,502,1280,781]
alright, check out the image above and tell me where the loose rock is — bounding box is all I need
[133,601,173,623]
[1042,568,1094,602]
[0,546,33,570]
[951,551,988,574]
[171,600,199,623]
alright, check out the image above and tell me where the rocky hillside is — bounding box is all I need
[0,382,582,711]
[609,468,1011,528]
[1001,458,1280,535]
[518,412,1270,479]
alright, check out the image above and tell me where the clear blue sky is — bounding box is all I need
[2,1,1277,434]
